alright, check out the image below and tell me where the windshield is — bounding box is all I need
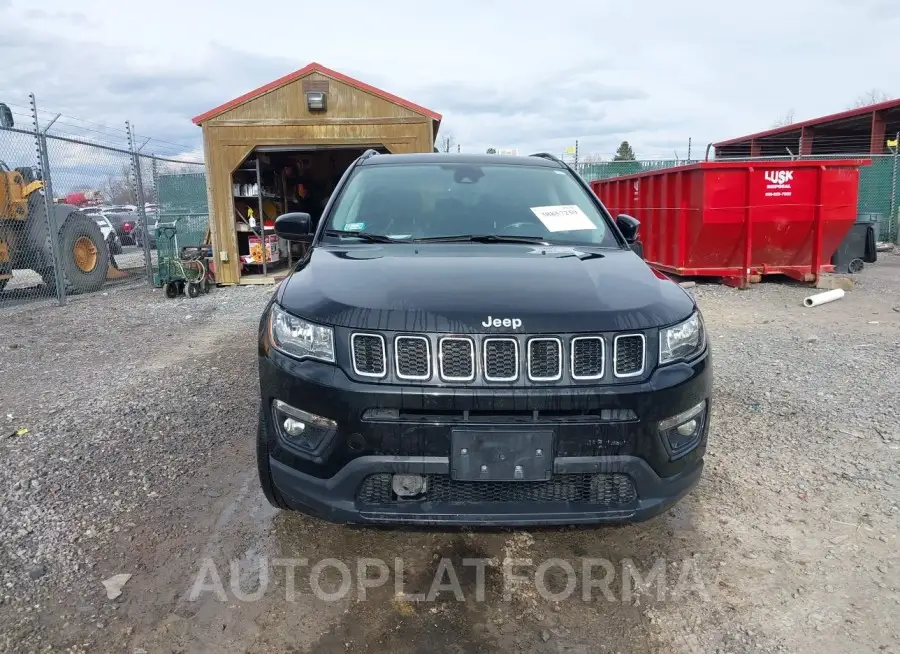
[324,162,620,247]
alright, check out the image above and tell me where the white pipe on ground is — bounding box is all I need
[803,288,845,308]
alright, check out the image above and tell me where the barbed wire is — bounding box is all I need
[1,98,202,160]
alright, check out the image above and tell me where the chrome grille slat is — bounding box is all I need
[527,337,563,381]
[614,334,645,378]
[483,337,519,382]
[395,335,431,380]
[439,337,476,381]
[351,333,386,378]
[571,336,605,380]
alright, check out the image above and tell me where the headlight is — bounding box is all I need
[270,304,335,363]
[659,311,705,365]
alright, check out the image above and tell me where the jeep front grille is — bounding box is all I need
[483,338,518,381]
[395,336,430,380]
[351,333,386,377]
[614,334,645,377]
[349,331,647,383]
[439,337,476,381]
[527,337,562,381]
[571,336,605,380]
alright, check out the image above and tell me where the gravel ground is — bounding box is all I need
[1,257,899,653]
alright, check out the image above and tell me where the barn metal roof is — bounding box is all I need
[191,62,442,126]
[713,97,900,148]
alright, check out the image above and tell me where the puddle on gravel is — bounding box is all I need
[259,507,716,653]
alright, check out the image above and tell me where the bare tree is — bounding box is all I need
[772,109,795,128]
[851,89,890,108]
[438,131,457,153]
[582,152,605,163]
[103,164,135,205]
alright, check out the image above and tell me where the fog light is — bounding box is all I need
[272,399,337,454]
[676,419,698,437]
[658,400,707,459]
[282,417,306,437]
[392,474,427,497]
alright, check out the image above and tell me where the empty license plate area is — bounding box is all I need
[450,429,554,482]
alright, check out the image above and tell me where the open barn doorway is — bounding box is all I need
[231,145,389,283]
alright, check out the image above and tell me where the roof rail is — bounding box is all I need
[529,152,566,166]
[528,152,575,173]
[358,148,381,162]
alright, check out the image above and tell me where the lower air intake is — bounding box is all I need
[357,473,637,506]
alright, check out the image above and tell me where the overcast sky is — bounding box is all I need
[2,0,899,162]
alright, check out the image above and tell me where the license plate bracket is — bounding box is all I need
[450,429,554,482]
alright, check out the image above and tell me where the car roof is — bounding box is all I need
[358,152,563,168]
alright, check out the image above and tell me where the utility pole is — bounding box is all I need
[687,137,692,161]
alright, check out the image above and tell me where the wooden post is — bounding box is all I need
[255,156,266,278]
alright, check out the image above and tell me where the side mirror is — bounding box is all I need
[274,212,312,242]
[615,213,640,243]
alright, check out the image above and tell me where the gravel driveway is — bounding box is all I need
[1,258,898,654]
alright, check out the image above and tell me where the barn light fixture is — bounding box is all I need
[305,91,327,112]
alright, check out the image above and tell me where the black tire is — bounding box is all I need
[57,213,109,294]
[107,235,122,255]
[201,278,211,294]
[0,278,7,293]
[257,406,289,509]
[164,282,178,299]
[187,282,201,298]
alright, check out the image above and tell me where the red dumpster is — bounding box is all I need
[590,159,870,287]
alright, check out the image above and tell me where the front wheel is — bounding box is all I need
[58,213,110,294]
[257,407,289,510]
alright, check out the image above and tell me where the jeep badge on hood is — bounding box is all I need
[482,316,522,330]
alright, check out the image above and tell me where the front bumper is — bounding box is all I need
[259,347,711,526]
[270,453,702,526]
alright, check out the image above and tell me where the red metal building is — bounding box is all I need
[714,98,900,158]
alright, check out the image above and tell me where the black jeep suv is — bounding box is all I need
[256,151,711,526]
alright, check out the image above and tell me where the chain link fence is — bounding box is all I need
[576,152,900,243]
[0,94,207,309]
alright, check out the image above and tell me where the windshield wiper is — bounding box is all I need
[324,229,399,243]
[413,234,548,244]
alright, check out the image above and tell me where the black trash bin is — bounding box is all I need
[832,220,877,273]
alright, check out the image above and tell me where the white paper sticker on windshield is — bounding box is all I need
[530,205,596,232]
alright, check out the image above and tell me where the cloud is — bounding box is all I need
[24,7,90,24]
[413,66,647,117]
[1,0,899,169]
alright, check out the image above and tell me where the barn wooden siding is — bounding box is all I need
[196,67,439,284]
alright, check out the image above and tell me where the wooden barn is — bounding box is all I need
[192,62,442,285]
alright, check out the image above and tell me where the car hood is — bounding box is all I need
[277,243,695,333]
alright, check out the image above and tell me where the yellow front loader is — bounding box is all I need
[0,106,128,295]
